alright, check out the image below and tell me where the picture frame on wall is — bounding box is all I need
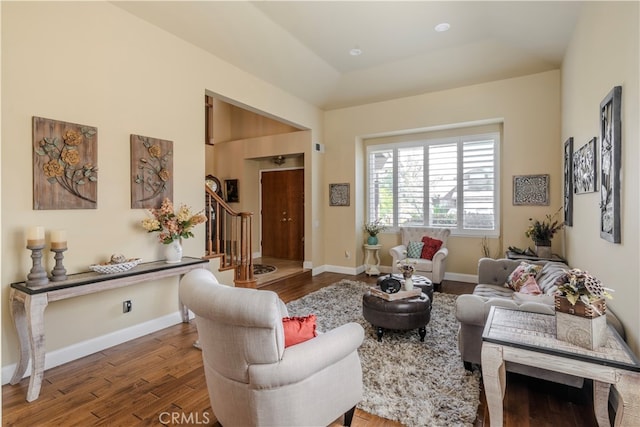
[563,137,573,226]
[599,86,622,243]
[573,137,597,194]
[329,183,350,206]
[512,174,549,206]
[225,179,239,203]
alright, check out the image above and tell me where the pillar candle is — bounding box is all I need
[51,229,67,250]
[27,226,45,246]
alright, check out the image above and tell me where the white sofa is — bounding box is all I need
[389,227,450,284]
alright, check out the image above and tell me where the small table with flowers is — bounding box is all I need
[363,244,382,276]
[482,306,640,427]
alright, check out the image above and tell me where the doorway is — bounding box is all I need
[261,169,304,261]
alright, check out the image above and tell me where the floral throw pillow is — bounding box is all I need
[518,275,542,295]
[505,262,542,292]
[406,241,424,258]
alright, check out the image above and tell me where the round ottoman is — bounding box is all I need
[362,289,432,342]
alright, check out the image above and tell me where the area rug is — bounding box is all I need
[286,280,480,427]
[253,264,277,275]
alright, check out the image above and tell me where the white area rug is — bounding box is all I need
[286,279,480,427]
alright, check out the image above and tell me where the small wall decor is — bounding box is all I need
[563,137,574,226]
[512,174,549,206]
[329,183,350,206]
[225,179,239,203]
[131,134,173,209]
[599,86,622,243]
[32,116,98,210]
[573,137,597,194]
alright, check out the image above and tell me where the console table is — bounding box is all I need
[481,306,640,426]
[505,250,566,263]
[9,256,209,402]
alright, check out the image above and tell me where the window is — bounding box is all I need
[366,132,500,236]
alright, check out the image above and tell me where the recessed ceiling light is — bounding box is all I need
[434,22,450,32]
[349,47,363,56]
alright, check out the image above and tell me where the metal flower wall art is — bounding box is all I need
[131,134,173,209]
[33,117,98,210]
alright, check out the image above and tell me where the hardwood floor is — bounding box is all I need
[2,270,600,426]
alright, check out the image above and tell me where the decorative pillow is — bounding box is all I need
[420,236,443,260]
[518,275,542,295]
[406,241,424,258]
[282,315,317,348]
[505,262,543,292]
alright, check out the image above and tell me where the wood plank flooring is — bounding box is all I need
[3,269,600,426]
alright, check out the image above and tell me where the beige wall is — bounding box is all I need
[1,2,323,370]
[324,71,563,276]
[561,1,639,354]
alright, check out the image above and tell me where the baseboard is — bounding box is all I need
[444,272,477,283]
[2,310,193,385]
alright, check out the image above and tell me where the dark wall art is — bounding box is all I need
[329,183,350,206]
[573,137,597,194]
[131,134,173,209]
[32,116,98,210]
[225,179,239,203]
[563,137,573,226]
[599,86,622,243]
[512,174,549,206]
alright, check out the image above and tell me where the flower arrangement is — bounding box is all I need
[555,268,613,309]
[141,198,207,244]
[363,218,387,236]
[396,255,416,278]
[525,207,564,244]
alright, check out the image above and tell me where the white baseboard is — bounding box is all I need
[444,272,477,283]
[2,310,193,385]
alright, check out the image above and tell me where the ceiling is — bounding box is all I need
[113,1,584,110]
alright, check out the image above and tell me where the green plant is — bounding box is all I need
[363,219,387,236]
[525,207,564,243]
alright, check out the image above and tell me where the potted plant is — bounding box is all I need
[554,268,613,349]
[524,207,564,257]
[363,219,387,245]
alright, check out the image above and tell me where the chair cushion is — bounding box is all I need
[282,315,317,347]
[505,262,542,292]
[406,241,424,258]
[420,236,443,260]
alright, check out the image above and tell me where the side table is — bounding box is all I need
[363,244,382,276]
[505,250,566,263]
[481,306,640,426]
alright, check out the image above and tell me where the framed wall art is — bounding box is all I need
[563,137,573,226]
[573,137,597,194]
[131,134,173,209]
[225,179,239,203]
[512,174,549,206]
[599,86,622,243]
[32,116,98,210]
[329,183,350,206]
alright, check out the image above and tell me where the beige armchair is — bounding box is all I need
[179,269,365,427]
[389,227,450,284]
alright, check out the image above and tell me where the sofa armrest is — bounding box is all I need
[248,322,364,388]
[389,244,407,273]
[430,247,448,284]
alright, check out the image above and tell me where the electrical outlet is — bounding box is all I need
[123,300,132,313]
[345,251,351,259]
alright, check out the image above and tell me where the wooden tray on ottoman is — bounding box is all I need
[369,286,422,301]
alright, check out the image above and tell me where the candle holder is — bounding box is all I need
[26,242,49,288]
[50,246,68,282]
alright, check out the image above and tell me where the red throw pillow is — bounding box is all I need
[282,315,317,347]
[420,236,443,260]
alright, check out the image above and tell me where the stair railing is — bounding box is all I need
[205,186,256,288]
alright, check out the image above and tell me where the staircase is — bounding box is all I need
[204,186,257,288]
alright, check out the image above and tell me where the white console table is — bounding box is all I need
[9,256,209,402]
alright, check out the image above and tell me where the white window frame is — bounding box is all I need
[366,132,501,237]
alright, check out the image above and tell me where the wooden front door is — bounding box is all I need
[261,169,304,260]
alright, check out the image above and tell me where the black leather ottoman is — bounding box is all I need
[362,286,432,342]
